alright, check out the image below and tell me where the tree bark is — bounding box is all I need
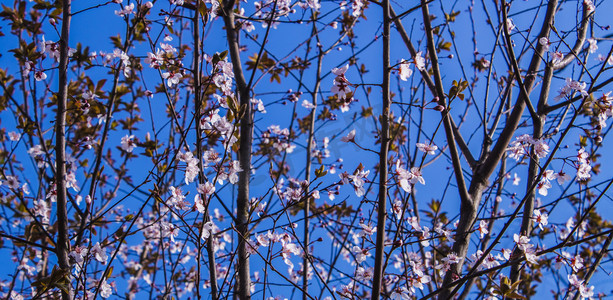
[56,0,73,299]
[223,2,253,298]
[371,0,390,297]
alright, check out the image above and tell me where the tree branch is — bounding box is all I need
[55,0,73,298]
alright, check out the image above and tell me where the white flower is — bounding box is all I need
[554,171,572,185]
[536,178,552,196]
[301,99,315,109]
[398,60,413,81]
[390,287,411,300]
[197,182,216,196]
[331,64,348,76]
[533,209,548,229]
[555,78,588,101]
[476,220,489,238]
[121,134,136,152]
[414,51,426,71]
[340,129,356,142]
[357,222,376,238]
[8,131,21,141]
[100,280,113,298]
[90,242,108,264]
[228,160,243,184]
[114,3,134,17]
[162,72,182,87]
[251,98,266,113]
[552,51,564,65]
[506,18,515,31]
[587,38,598,54]
[202,221,214,240]
[34,71,47,81]
[539,37,551,51]
[416,141,438,155]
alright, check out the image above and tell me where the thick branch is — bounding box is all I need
[193,5,219,299]
[222,2,252,298]
[55,0,73,299]
[371,0,390,297]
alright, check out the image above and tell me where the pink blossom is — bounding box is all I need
[8,131,20,141]
[416,141,438,155]
[121,134,136,152]
[539,37,551,51]
[34,71,47,81]
[533,209,549,229]
[115,3,135,17]
[340,129,356,142]
[162,71,182,87]
[398,60,413,81]
[414,51,426,71]
[476,220,489,238]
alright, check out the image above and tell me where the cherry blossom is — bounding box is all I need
[331,64,353,102]
[416,141,438,155]
[121,134,136,152]
[357,222,376,238]
[555,78,589,101]
[437,252,461,272]
[390,287,411,300]
[169,186,190,210]
[570,254,584,272]
[197,182,215,197]
[539,37,551,51]
[178,150,199,184]
[398,59,413,81]
[145,49,164,68]
[507,134,549,160]
[476,220,489,238]
[114,3,134,17]
[506,18,516,31]
[100,280,113,298]
[552,51,564,65]
[34,71,47,81]
[202,221,214,240]
[576,148,592,180]
[228,160,243,184]
[340,129,356,142]
[414,51,426,71]
[554,170,572,184]
[251,98,267,113]
[587,38,598,53]
[301,99,315,110]
[90,242,109,264]
[584,0,595,12]
[352,245,370,264]
[162,71,182,87]
[533,209,549,229]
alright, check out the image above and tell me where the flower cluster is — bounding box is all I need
[331,65,355,112]
[416,141,438,155]
[114,3,135,17]
[513,234,538,264]
[206,53,235,96]
[259,125,295,154]
[596,92,613,128]
[507,134,549,161]
[178,150,199,185]
[568,274,595,300]
[555,78,589,101]
[576,147,592,181]
[339,165,370,197]
[394,161,425,193]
